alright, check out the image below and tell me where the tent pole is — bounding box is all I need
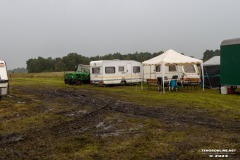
[141,65,144,89]
[204,65,212,88]
[155,68,156,79]
[151,65,152,79]
[176,64,180,78]
[161,63,165,93]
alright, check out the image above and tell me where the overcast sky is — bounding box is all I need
[1,0,240,69]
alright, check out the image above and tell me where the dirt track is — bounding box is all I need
[10,86,240,134]
[1,86,239,159]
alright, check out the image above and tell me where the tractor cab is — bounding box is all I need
[76,64,90,73]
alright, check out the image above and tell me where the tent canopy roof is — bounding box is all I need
[203,56,220,66]
[142,49,202,66]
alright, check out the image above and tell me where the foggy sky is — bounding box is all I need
[1,0,240,69]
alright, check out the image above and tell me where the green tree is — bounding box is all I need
[54,58,66,71]
[26,57,46,73]
[62,53,90,71]
[202,49,220,62]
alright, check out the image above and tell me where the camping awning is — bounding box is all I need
[142,49,202,66]
[141,49,204,93]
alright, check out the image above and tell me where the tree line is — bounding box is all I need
[26,50,219,73]
[202,49,220,62]
[26,52,163,73]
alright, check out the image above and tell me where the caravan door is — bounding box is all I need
[126,63,132,83]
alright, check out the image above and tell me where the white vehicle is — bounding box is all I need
[90,60,142,85]
[0,60,9,96]
[143,64,200,80]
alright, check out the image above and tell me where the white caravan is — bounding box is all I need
[0,60,9,96]
[143,64,200,80]
[90,60,142,85]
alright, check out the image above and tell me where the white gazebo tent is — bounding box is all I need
[142,49,204,93]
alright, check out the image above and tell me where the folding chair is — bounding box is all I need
[170,75,178,91]
[157,77,170,92]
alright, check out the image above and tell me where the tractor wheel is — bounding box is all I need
[76,80,83,85]
[64,80,68,84]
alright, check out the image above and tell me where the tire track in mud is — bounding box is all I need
[73,90,239,131]
[12,86,240,133]
[1,86,239,149]
[110,102,239,131]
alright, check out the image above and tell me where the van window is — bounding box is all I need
[92,67,100,74]
[118,66,124,72]
[169,65,176,72]
[184,65,196,73]
[133,66,140,73]
[105,67,115,74]
[156,65,161,72]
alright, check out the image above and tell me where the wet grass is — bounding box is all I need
[0,72,239,159]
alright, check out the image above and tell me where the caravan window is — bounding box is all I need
[156,65,161,72]
[0,63,5,67]
[92,67,100,74]
[118,66,124,72]
[105,67,115,74]
[133,66,140,73]
[184,65,196,73]
[169,65,176,72]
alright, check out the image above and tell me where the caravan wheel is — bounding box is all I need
[121,81,126,86]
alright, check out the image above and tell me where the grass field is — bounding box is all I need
[0,72,239,159]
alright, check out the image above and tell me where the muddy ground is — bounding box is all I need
[1,85,239,159]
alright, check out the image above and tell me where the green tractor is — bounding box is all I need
[64,64,90,85]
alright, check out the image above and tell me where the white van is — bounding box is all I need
[0,60,9,96]
[90,60,142,85]
[143,64,200,80]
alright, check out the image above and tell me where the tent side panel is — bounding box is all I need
[220,44,240,85]
[204,65,220,88]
